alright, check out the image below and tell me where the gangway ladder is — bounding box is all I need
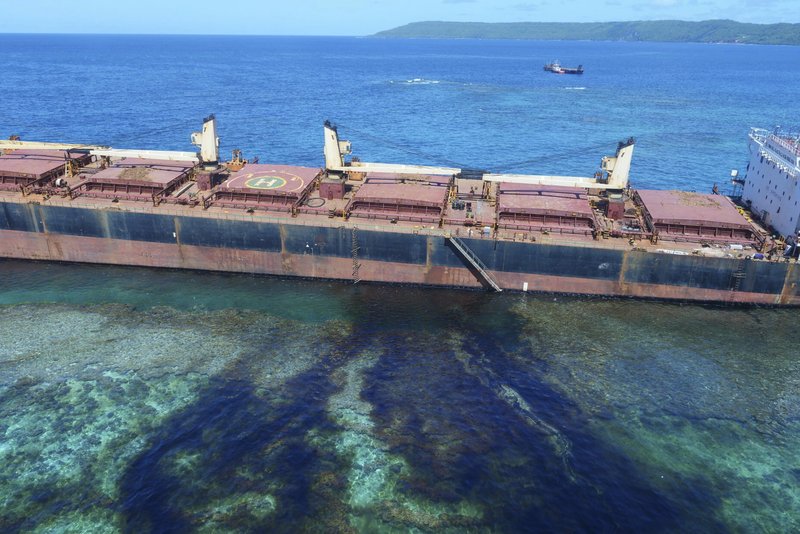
[351,227,361,284]
[446,236,503,292]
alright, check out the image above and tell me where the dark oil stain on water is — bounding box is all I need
[0,34,799,532]
[0,259,798,532]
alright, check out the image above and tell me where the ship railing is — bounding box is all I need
[749,127,769,143]
[152,174,193,206]
[753,126,800,159]
[497,221,594,236]
[767,134,800,159]
[7,193,649,252]
[157,194,199,207]
[632,190,659,243]
[759,149,799,178]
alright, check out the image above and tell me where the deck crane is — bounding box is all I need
[0,115,220,167]
[323,121,634,190]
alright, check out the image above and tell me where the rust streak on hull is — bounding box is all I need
[779,262,798,305]
[618,249,631,296]
[1,229,794,306]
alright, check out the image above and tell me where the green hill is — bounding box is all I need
[373,20,800,45]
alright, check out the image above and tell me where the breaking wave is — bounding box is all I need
[390,78,441,85]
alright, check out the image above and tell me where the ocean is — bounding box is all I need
[0,34,799,532]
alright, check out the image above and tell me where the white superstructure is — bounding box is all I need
[743,128,800,237]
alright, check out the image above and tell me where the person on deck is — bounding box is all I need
[794,232,800,260]
[784,234,797,259]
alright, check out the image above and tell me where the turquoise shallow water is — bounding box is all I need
[0,260,799,531]
[1,35,800,531]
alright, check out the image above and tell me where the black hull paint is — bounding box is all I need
[0,202,797,304]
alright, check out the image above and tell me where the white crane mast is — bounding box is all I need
[323,121,634,189]
[0,116,220,165]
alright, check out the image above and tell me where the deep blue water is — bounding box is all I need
[2,35,798,189]
[1,35,800,532]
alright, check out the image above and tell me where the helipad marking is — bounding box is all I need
[246,176,287,189]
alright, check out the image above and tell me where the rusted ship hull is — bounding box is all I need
[2,201,797,306]
[2,118,795,306]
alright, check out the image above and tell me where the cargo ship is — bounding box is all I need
[1,117,798,306]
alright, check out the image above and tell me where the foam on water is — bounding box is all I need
[403,77,440,85]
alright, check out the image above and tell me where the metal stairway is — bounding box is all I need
[351,227,361,284]
[447,236,503,292]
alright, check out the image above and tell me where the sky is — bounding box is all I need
[0,0,797,36]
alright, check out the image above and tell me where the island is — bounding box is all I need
[373,20,800,46]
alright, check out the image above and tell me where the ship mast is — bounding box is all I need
[323,121,634,190]
[0,116,220,165]
[324,121,460,176]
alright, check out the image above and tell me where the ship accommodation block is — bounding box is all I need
[743,129,800,237]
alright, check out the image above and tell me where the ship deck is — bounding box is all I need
[637,189,755,240]
[0,150,73,178]
[0,150,92,191]
[0,150,775,261]
[496,184,596,236]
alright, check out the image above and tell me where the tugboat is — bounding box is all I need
[544,60,584,75]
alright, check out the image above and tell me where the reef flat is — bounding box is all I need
[0,261,798,531]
